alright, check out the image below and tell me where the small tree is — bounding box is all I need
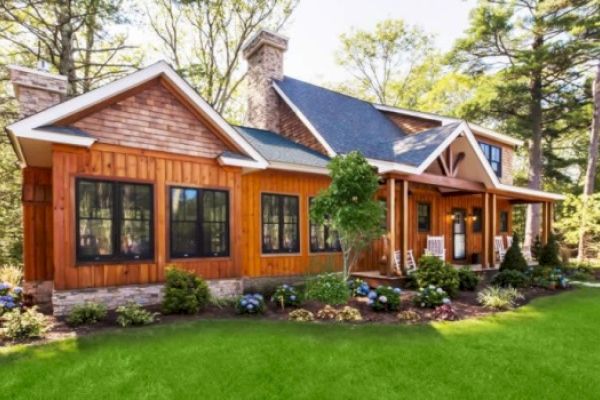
[539,233,562,267]
[310,152,384,280]
[500,233,528,273]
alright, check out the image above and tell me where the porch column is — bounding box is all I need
[387,177,396,276]
[541,202,553,244]
[488,193,497,267]
[399,179,409,276]
[482,192,490,269]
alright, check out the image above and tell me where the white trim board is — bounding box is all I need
[7,60,268,168]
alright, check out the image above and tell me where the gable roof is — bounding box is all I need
[391,122,462,167]
[274,77,408,160]
[236,126,330,171]
[7,61,267,168]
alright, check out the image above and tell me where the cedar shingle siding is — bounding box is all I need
[382,111,441,134]
[72,80,230,158]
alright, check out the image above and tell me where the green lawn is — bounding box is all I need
[2,289,600,400]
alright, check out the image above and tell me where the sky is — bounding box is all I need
[280,0,476,84]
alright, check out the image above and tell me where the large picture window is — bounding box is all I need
[77,179,153,262]
[309,198,341,253]
[479,142,502,177]
[170,187,229,258]
[262,193,299,253]
[417,203,431,232]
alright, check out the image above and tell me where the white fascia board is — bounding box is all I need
[8,60,267,167]
[268,161,330,175]
[217,154,265,169]
[6,130,26,167]
[374,104,523,147]
[14,127,96,147]
[366,158,420,175]
[272,82,337,158]
[496,184,565,201]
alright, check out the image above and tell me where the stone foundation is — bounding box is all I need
[52,279,243,316]
[24,280,54,305]
[243,275,308,295]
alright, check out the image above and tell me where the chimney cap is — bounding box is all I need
[243,29,289,59]
[8,64,68,81]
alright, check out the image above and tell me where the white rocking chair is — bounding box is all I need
[494,236,507,263]
[393,250,417,274]
[425,236,446,261]
[506,235,513,249]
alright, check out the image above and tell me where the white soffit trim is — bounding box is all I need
[268,161,329,175]
[272,82,337,157]
[217,154,264,169]
[368,158,420,175]
[21,128,96,147]
[496,184,566,201]
[374,104,523,147]
[7,60,267,167]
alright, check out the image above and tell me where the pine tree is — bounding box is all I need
[500,233,528,272]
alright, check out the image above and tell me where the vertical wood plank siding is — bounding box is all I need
[52,143,243,290]
[22,167,53,281]
[241,170,343,277]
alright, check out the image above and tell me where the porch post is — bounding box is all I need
[387,177,396,276]
[482,192,490,269]
[400,179,409,276]
[542,202,553,244]
[489,193,497,267]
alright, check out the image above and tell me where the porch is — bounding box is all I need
[354,172,555,278]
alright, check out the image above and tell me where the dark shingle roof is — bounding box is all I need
[392,122,462,166]
[36,125,93,138]
[219,151,256,161]
[235,126,330,168]
[275,77,408,161]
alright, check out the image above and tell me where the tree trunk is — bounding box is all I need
[56,2,77,95]
[524,33,544,248]
[577,63,600,261]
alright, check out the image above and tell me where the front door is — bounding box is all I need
[452,208,467,260]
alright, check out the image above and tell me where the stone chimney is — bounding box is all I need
[243,29,288,132]
[8,65,68,118]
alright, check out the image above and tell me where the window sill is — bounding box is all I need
[168,256,231,262]
[75,258,155,267]
[260,252,302,258]
[309,251,342,255]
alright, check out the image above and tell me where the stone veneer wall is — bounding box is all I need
[8,65,68,118]
[52,279,243,316]
[24,280,54,305]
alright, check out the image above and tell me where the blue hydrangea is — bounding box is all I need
[378,295,388,304]
[290,295,296,301]
[368,290,377,300]
[393,287,401,295]
[13,287,23,295]
[442,298,451,305]
[241,299,248,306]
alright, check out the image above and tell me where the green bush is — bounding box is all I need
[271,284,302,309]
[414,286,450,308]
[491,270,529,288]
[500,233,528,272]
[531,235,542,261]
[116,303,157,327]
[477,286,523,310]
[367,286,401,312]
[305,273,349,305]
[458,267,480,291]
[66,302,107,326]
[538,234,562,266]
[236,294,265,314]
[162,267,210,314]
[2,306,49,340]
[413,256,460,297]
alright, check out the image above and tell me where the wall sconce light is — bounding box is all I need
[470,214,478,222]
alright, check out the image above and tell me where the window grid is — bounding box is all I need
[262,193,300,254]
[479,142,502,177]
[309,198,341,253]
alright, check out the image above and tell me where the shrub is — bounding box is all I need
[500,233,528,272]
[66,302,107,326]
[569,271,594,282]
[0,265,23,287]
[2,307,49,340]
[432,304,458,321]
[367,286,401,312]
[316,305,339,320]
[414,286,450,308]
[348,278,370,297]
[236,294,265,315]
[0,282,23,315]
[477,286,523,310]
[530,267,569,289]
[458,267,480,291]
[116,303,157,327]
[336,306,362,322]
[397,310,421,323]
[271,284,301,309]
[491,270,529,288]
[413,256,460,297]
[531,235,542,260]
[305,273,349,305]
[162,267,210,314]
[538,234,562,266]
[288,308,315,322]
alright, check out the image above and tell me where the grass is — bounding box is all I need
[2,289,600,399]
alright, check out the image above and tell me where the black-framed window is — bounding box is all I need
[262,193,299,253]
[170,187,229,258]
[76,179,153,262]
[479,142,502,177]
[499,211,509,233]
[309,198,341,253]
[417,203,431,232]
[472,207,482,233]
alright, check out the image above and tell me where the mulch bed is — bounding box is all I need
[1,280,573,349]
